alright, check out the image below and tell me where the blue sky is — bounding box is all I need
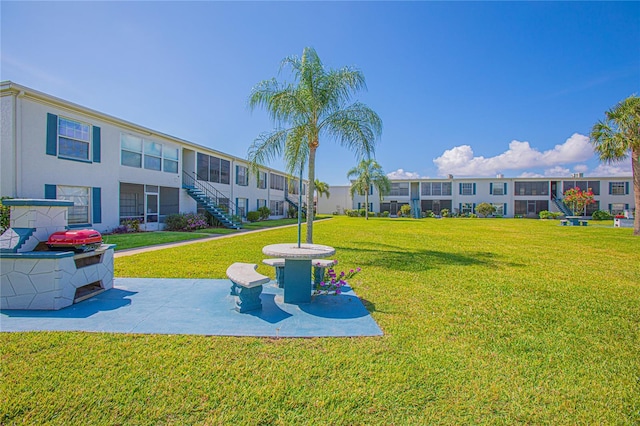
[2,1,638,185]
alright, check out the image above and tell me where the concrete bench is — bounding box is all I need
[312,259,337,285]
[560,219,568,226]
[262,258,286,288]
[263,258,336,288]
[226,262,270,313]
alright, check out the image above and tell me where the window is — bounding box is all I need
[236,165,248,186]
[389,183,409,196]
[514,200,549,216]
[258,172,267,189]
[289,178,301,195]
[460,203,474,214]
[121,134,143,168]
[491,204,505,216]
[610,203,627,215]
[270,200,284,216]
[491,183,505,196]
[163,148,179,174]
[195,153,231,184]
[515,181,548,196]
[159,187,179,222]
[610,182,627,195]
[121,134,178,173]
[421,182,452,196]
[144,141,162,171]
[58,186,90,224]
[236,198,248,218]
[270,173,285,191]
[420,199,452,214]
[257,199,267,209]
[563,180,600,195]
[460,183,475,195]
[58,117,91,161]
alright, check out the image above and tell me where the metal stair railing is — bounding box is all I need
[551,196,574,216]
[182,171,242,228]
[411,199,421,218]
[285,193,307,215]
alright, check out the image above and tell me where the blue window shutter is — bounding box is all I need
[46,113,58,156]
[459,183,462,194]
[503,203,507,216]
[92,126,101,163]
[44,184,56,199]
[458,203,462,212]
[92,187,102,223]
[625,204,629,210]
[473,183,476,195]
[489,183,493,194]
[609,182,613,194]
[608,203,612,212]
[625,182,629,194]
[473,203,476,212]
[504,183,508,194]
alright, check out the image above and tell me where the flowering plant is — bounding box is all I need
[563,187,595,216]
[313,263,361,295]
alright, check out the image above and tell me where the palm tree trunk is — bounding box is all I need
[306,148,316,243]
[632,148,640,236]
[365,192,369,220]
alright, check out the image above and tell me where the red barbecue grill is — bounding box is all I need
[47,229,103,252]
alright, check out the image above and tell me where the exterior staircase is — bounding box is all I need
[182,171,242,229]
[411,199,421,218]
[285,194,307,215]
[552,196,574,216]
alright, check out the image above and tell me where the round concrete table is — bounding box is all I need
[262,243,336,303]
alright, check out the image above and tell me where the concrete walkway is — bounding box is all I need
[114,222,303,258]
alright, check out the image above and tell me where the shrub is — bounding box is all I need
[468,213,478,218]
[476,202,496,218]
[165,213,208,231]
[246,211,260,222]
[382,211,390,217]
[0,197,11,233]
[591,210,613,220]
[257,206,271,220]
[424,210,435,218]
[359,209,367,217]
[539,210,562,220]
[441,208,449,218]
[165,214,188,231]
[400,204,411,217]
[121,219,140,232]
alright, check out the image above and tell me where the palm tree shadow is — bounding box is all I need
[336,244,523,271]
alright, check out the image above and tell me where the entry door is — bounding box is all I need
[527,200,537,216]
[390,201,398,216]
[145,192,159,230]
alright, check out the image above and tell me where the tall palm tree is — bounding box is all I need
[591,95,640,236]
[347,159,391,220]
[314,179,330,200]
[248,47,382,243]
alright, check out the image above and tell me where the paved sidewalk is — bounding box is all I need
[114,223,301,258]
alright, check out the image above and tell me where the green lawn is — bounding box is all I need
[2,217,639,424]
[102,218,329,251]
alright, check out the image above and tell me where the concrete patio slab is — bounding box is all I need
[0,278,383,338]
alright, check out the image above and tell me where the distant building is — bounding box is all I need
[1,81,306,232]
[335,173,634,218]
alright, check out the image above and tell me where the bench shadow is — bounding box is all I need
[0,288,136,319]
[246,293,292,324]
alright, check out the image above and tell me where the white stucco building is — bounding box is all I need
[1,81,306,232]
[337,174,634,218]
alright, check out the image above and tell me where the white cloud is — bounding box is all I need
[543,166,570,177]
[518,172,544,178]
[573,164,589,173]
[433,133,594,176]
[590,161,633,176]
[386,169,425,180]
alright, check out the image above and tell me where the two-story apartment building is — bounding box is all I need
[1,81,306,232]
[346,173,635,218]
